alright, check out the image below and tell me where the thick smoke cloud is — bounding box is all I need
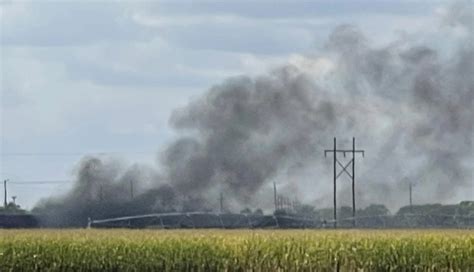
[164,69,336,200]
[34,1,473,226]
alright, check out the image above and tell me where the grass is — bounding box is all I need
[1,229,473,271]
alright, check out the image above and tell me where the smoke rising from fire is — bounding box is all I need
[34,1,473,226]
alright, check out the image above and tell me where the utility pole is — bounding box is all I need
[130,180,134,200]
[325,137,365,228]
[333,138,337,228]
[219,192,224,213]
[273,182,277,212]
[351,137,356,227]
[409,181,413,213]
[3,179,8,208]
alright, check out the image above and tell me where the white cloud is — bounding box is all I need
[1,1,154,46]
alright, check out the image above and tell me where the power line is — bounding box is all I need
[1,151,155,157]
[9,180,72,185]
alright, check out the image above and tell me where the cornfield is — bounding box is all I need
[1,229,473,271]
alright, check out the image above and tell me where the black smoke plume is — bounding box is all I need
[34,1,473,226]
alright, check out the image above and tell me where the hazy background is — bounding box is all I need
[1,0,472,211]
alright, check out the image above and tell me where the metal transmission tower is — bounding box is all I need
[324,137,365,228]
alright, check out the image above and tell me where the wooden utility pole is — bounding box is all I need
[325,138,365,228]
[3,179,8,208]
[130,180,134,200]
[409,181,413,212]
[219,192,224,213]
[351,137,356,227]
[273,182,277,212]
[333,138,337,228]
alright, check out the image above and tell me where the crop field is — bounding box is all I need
[1,229,473,271]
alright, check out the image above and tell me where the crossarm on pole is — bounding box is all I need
[336,159,353,179]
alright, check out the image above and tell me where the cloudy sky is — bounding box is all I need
[0,0,462,209]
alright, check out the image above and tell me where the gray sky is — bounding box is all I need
[0,0,457,209]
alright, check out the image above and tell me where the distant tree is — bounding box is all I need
[460,201,474,207]
[315,208,333,220]
[396,204,442,216]
[240,208,252,214]
[253,208,263,215]
[273,209,288,216]
[360,204,390,217]
[0,202,26,214]
[458,201,474,216]
[340,206,353,219]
